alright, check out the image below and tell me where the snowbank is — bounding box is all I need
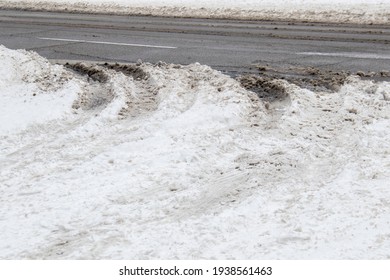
[1,46,390,259]
[0,46,81,135]
[1,0,389,24]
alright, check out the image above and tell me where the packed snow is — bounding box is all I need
[1,0,389,24]
[1,45,389,259]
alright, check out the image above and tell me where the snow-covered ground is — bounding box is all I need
[1,45,390,259]
[1,0,389,24]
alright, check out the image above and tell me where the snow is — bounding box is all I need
[1,45,390,259]
[1,0,389,24]
[0,48,81,135]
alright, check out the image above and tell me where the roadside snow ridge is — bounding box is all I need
[1,46,390,259]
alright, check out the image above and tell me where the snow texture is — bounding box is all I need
[1,45,390,259]
[1,0,390,24]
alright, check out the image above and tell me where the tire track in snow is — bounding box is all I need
[2,46,390,259]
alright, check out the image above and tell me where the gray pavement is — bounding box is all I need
[0,9,389,75]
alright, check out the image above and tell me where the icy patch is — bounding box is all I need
[0,46,390,259]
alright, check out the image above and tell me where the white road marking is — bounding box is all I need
[298,52,390,60]
[37,37,177,49]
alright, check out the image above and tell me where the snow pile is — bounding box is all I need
[1,46,390,259]
[0,46,82,135]
[1,0,389,24]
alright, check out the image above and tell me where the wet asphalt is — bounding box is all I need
[0,9,389,75]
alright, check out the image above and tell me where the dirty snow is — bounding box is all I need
[0,49,81,135]
[1,0,389,24]
[0,45,390,259]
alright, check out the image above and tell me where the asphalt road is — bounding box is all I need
[1,9,390,75]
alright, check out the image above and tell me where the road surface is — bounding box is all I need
[0,9,389,75]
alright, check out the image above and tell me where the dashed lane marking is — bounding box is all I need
[298,52,390,60]
[37,37,177,49]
